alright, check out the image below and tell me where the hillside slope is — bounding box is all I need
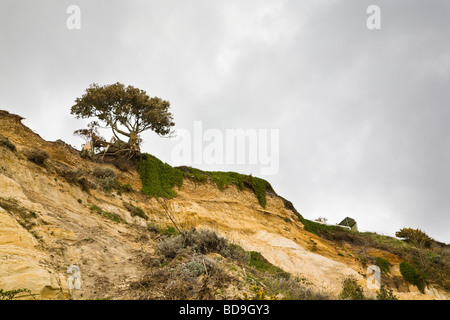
[0,110,448,300]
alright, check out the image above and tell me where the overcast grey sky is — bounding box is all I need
[1,0,449,243]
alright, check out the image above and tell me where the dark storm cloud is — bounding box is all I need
[0,0,448,242]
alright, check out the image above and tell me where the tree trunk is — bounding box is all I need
[128,131,140,152]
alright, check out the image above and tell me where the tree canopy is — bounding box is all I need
[395,228,433,248]
[71,83,174,153]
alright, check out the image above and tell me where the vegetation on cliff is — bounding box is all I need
[138,154,271,208]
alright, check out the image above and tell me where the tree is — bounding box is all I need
[395,228,433,248]
[73,121,106,157]
[71,83,174,153]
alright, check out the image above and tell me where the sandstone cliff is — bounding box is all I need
[0,110,448,300]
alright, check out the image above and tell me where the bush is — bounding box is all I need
[184,228,249,263]
[90,204,127,224]
[27,149,49,165]
[181,254,215,277]
[102,211,127,223]
[263,276,331,300]
[399,262,426,293]
[184,228,229,255]
[156,236,184,259]
[376,257,391,275]
[376,285,398,300]
[338,277,365,300]
[93,170,131,193]
[92,167,117,179]
[56,167,96,191]
[396,228,433,248]
[249,251,290,279]
[123,202,148,220]
[0,136,16,151]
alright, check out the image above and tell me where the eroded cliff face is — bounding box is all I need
[0,110,448,300]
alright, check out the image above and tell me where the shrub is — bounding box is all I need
[184,228,249,263]
[376,257,391,275]
[399,262,426,293]
[92,167,117,179]
[181,255,215,277]
[156,236,184,259]
[263,276,331,300]
[184,228,229,255]
[395,228,433,248]
[338,277,365,300]
[90,204,127,224]
[90,204,102,213]
[123,202,148,220]
[26,149,49,165]
[102,211,127,223]
[159,225,179,236]
[376,285,398,300]
[0,136,16,151]
[95,174,131,194]
[249,251,290,279]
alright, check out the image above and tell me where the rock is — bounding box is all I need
[0,207,61,299]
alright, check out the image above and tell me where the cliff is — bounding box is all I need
[0,110,448,300]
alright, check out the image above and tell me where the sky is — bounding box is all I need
[1,0,449,243]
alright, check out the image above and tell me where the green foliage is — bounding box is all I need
[160,225,179,236]
[376,257,391,275]
[90,204,127,224]
[178,166,269,208]
[249,251,290,279]
[376,285,398,300]
[103,211,127,224]
[137,157,269,207]
[338,277,366,300]
[71,82,174,150]
[123,202,148,220]
[244,175,267,208]
[300,218,339,237]
[400,262,426,293]
[90,204,102,213]
[396,228,433,248]
[138,153,183,199]
[0,136,16,151]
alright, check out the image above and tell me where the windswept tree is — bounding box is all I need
[71,83,175,153]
